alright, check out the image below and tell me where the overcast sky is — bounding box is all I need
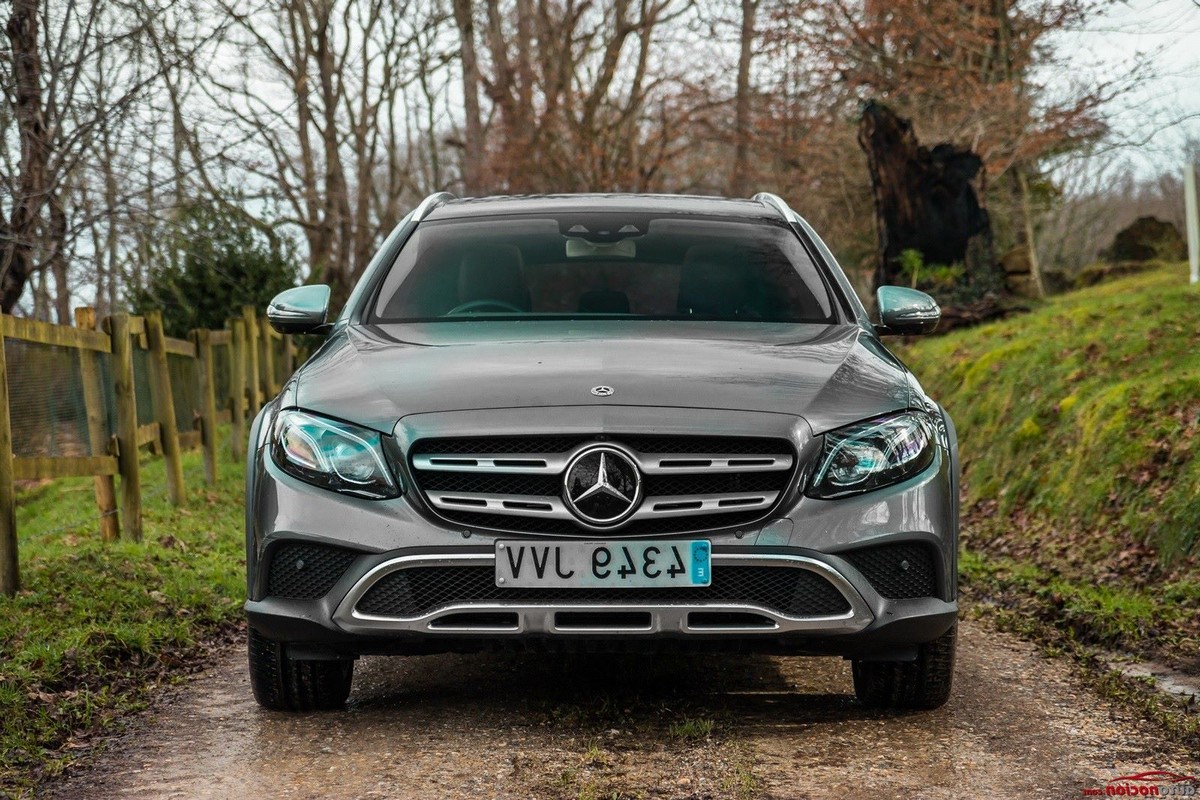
[1067,0,1200,173]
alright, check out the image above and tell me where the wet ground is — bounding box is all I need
[46,619,1197,799]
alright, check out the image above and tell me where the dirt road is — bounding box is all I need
[46,619,1196,799]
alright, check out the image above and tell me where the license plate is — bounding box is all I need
[495,539,711,588]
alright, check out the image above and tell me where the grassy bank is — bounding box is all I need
[0,433,245,793]
[900,263,1200,674]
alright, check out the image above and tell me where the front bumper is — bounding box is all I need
[245,542,957,659]
[246,405,959,659]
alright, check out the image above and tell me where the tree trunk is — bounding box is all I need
[452,0,485,194]
[1015,167,1045,297]
[730,0,758,197]
[49,196,70,324]
[857,101,995,291]
[2,0,49,314]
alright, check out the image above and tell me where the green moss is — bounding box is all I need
[0,430,245,792]
[1014,417,1042,441]
[901,263,1200,564]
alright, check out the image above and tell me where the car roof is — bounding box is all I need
[423,193,786,223]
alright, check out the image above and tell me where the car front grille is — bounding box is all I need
[355,564,851,619]
[843,542,938,599]
[266,542,359,599]
[408,435,797,535]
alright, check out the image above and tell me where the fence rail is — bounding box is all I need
[0,305,295,596]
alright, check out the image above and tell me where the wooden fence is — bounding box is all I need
[0,305,296,596]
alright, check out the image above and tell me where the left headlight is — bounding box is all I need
[806,411,936,499]
[271,409,401,499]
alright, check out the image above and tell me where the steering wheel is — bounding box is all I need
[445,298,524,315]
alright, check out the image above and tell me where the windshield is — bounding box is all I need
[371,214,838,323]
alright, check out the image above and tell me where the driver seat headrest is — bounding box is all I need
[457,245,530,311]
[677,244,748,317]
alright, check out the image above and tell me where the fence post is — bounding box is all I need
[242,306,262,412]
[0,317,19,596]
[1186,161,1198,285]
[145,311,185,505]
[75,307,120,541]
[192,329,218,484]
[259,317,276,397]
[107,314,142,542]
[229,318,247,461]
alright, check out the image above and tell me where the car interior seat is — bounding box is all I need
[457,245,531,310]
[677,244,750,317]
[577,289,631,314]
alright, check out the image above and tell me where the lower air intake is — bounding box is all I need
[267,542,359,599]
[355,565,851,618]
[843,542,938,599]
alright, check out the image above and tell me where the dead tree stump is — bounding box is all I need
[858,101,997,293]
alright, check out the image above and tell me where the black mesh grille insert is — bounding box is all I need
[843,542,938,599]
[420,472,561,495]
[267,543,359,599]
[356,565,851,618]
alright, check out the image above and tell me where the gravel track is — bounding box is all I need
[45,619,1197,799]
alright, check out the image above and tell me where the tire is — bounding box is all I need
[247,626,353,711]
[852,621,956,710]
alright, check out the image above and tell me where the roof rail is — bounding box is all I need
[412,191,458,222]
[751,192,792,222]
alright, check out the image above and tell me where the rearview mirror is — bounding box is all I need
[267,285,332,334]
[875,286,940,336]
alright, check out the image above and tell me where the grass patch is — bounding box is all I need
[668,716,715,741]
[960,548,1200,746]
[900,263,1200,567]
[901,263,1200,724]
[958,550,1197,661]
[0,430,245,793]
[900,263,1200,668]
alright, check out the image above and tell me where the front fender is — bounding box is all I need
[245,404,273,596]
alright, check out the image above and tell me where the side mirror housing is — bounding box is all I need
[875,286,940,336]
[267,285,332,334]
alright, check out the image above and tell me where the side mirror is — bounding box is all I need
[267,285,332,334]
[875,286,940,336]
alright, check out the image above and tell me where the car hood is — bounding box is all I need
[291,321,913,434]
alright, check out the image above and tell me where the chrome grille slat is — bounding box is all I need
[427,491,569,518]
[639,492,779,518]
[412,450,792,475]
[638,453,792,474]
[410,434,797,535]
[412,453,566,473]
[426,490,781,520]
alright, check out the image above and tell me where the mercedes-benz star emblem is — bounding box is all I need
[590,385,614,397]
[562,445,642,527]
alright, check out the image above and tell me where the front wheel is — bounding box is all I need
[852,621,956,710]
[247,627,353,711]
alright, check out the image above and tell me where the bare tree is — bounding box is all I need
[1,0,178,318]
[166,0,452,302]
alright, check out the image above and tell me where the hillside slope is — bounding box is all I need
[902,264,1200,571]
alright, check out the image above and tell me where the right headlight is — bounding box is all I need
[806,411,936,499]
[271,409,401,499]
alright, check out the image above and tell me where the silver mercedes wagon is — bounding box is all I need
[244,192,959,712]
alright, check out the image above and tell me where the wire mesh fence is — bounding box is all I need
[4,339,113,458]
[168,353,201,432]
[1,307,298,595]
[132,346,156,427]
